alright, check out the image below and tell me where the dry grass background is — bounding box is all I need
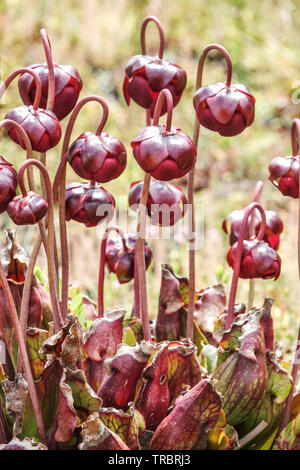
[0,0,300,356]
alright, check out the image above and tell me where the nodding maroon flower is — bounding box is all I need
[65,182,115,228]
[68,131,127,183]
[269,156,300,198]
[123,55,186,118]
[5,105,61,152]
[193,82,255,137]
[223,209,283,250]
[18,63,82,121]
[7,191,48,225]
[129,180,187,226]
[0,156,18,214]
[227,238,281,280]
[131,125,196,181]
[105,233,152,284]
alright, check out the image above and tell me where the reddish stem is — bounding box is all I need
[0,263,46,443]
[40,28,55,112]
[55,96,109,320]
[136,89,174,341]
[276,119,300,436]
[0,67,42,110]
[98,226,127,317]
[226,202,266,330]
[140,16,165,59]
[0,398,10,444]
[186,43,233,340]
[18,159,63,332]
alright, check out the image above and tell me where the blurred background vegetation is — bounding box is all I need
[0,0,300,357]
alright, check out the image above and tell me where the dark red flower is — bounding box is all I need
[131,125,196,181]
[68,131,127,183]
[7,191,48,225]
[129,180,187,226]
[18,63,82,121]
[65,182,115,228]
[0,156,18,214]
[5,105,61,152]
[227,238,281,280]
[269,156,300,198]
[105,234,152,284]
[123,55,186,117]
[193,82,255,136]
[223,209,283,250]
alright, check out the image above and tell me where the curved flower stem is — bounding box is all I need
[248,181,264,309]
[54,96,109,320]
[0,263,46,443]
[140,16,165,59]
[18,235,43,364]
[226,202,266,330]
[136,89,173,341]
[40,28,55,111]
[186,43,233,340]
[98,226,127,317]
[0,119,48,251]
[276,119,300,436]
[0,67,42,110]
[18,159,63,332]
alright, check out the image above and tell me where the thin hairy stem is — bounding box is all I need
[18,159,63,332]
[40,29,55,111]
[54,96,109,320]
[136,90,173,342]
[276,119,300,436]
[248,181,264,309]
[226,202,266,330]
[98,226,127,317]
[0,67,42,110]
[140,16,165,59]
[187,43,233,340]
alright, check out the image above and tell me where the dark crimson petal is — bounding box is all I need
[145,60,178,91]
[123,75,131,105]
[218,111,246,137]
[165,132,196,170]
[125,55,152,77]
[278,176,299,198]
[132,125,162,143]
[238,92,255,126]
[80,135,107,173]
[240,254,258,278]
[193,82,226,109]
[251,242,279,274]
[173,66,187,93]
[198,106,221,132]
[127,75,153,109]
[265,210,283,235]
[269,156,293,179]
[137,134,168,172]
[101,133,127,165]
[206,87,241,124]
[233,83,255,100]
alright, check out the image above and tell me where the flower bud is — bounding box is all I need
[131,125,196,181]
[18,63,82,121]
[105,234,152,284]
[5,105,61,152]
[123,55,186,117]
[193,82,255,136]
[269,155,300,198]
[227,238,281,280]
[65,182,115,227]
[129,180,187,226]
[7,191,48,225]
[0,156,18,214]
[68,132,126,183]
